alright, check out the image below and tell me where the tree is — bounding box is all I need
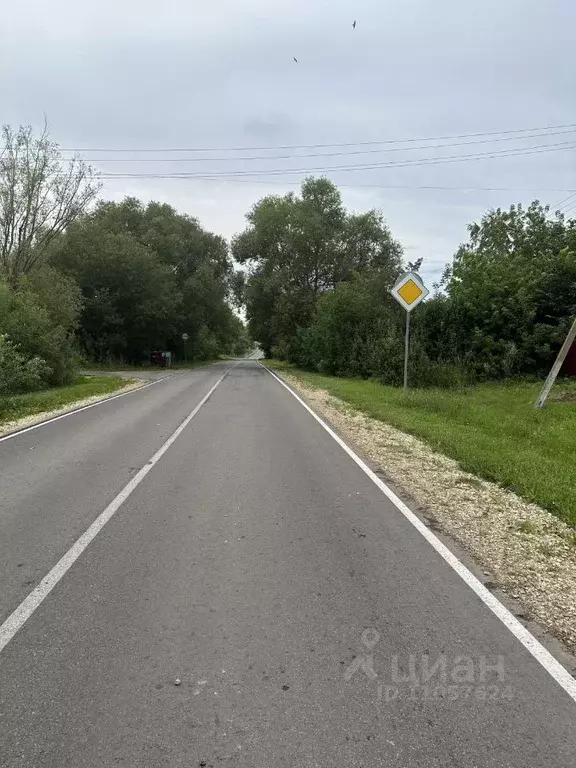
[339,210,403,282]
[53,222,177,362]
[0,276,80,387]
[233,177,402,357]
[0,123,100,283]
[20,264,82,331]
[91,198,231,283]
[436,202,576,377]
[243,269,281,357]
[0,332,52,394]
[51,198,238,363]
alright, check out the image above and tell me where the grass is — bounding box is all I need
[267,361,576,528]
[0,375,130,428]
[516,519,538,535]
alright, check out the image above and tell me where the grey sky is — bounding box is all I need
[2,0,575,283]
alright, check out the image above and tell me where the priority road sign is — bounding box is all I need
[390,272,429,312]
[390,272,429,391]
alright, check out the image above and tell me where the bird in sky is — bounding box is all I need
[352,20,356,29]
[293,57,298,63]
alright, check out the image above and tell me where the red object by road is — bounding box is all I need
[149,351,167,368]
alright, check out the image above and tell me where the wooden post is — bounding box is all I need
[534,317,576,408]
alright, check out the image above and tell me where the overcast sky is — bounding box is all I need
[2,0,575,284]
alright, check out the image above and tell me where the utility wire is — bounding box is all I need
[88,140,576,179]
[552,192,576,209]
[34,121,576,154]
[559,200,576,217]
[107,177,576,193]
[556,192,576,212]
[62,128,576,163]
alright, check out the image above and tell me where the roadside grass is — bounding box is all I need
[267,361,576,528]
[0,375,129,427]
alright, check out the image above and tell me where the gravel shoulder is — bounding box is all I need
[276,369,576,656]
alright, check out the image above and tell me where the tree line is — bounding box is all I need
[235,178,576,387]
[3,123,575,396]
[0,124,248,395]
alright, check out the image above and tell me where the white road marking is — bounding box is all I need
[0,365,236,655]
[262,363,576,705]
[0,376,171,444]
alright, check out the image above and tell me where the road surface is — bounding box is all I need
[0,360,575,767]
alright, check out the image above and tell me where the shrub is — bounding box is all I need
[0,277,79,389]
[0,334,52,394]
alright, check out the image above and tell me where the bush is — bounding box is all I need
[0,276,79,391]
[0,334,52,394]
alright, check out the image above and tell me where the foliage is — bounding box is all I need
[433,202,576,378]
[244,189,575,387]
[0,333,51,394]
[0,147,246,391]
[0,122,96,394]
[52,198,243,363]
[233,177,403,357]
[3,162,573,396]
[0,277,80,389]
[19,265,82,331]
[0,123,100,284]
[53,222,177,362]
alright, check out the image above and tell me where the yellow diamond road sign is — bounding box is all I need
[390,272,429,312]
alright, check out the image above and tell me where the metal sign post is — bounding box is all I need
[390,272,429,391]
[534,317,576,408]
[181,332,189,363]
[403,312,411,392]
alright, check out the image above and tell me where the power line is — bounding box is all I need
[94,174,576,210]
[559,200,576,217]
[90,140,576,179]
[556,192,576,212]
[552,192,576,209]
[100,177,576,192]
[63,128,576,163]
[41,121,576,154]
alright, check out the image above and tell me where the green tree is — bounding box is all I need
[234,177,402,357]
[0,333,52,394]
[0,123,100,284]
[0,277,79,386]
[439,202,576,377]
[52,198,238,363]
[20,264,82,331]
[53,223,177,362]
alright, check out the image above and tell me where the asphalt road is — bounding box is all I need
[0,360,575,767]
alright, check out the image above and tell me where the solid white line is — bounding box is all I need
[0,365,236,655]
[262,363,576,705]
[0,376,172,444]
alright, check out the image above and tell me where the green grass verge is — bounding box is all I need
[267,361,576,528]
[0,375,130,428]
